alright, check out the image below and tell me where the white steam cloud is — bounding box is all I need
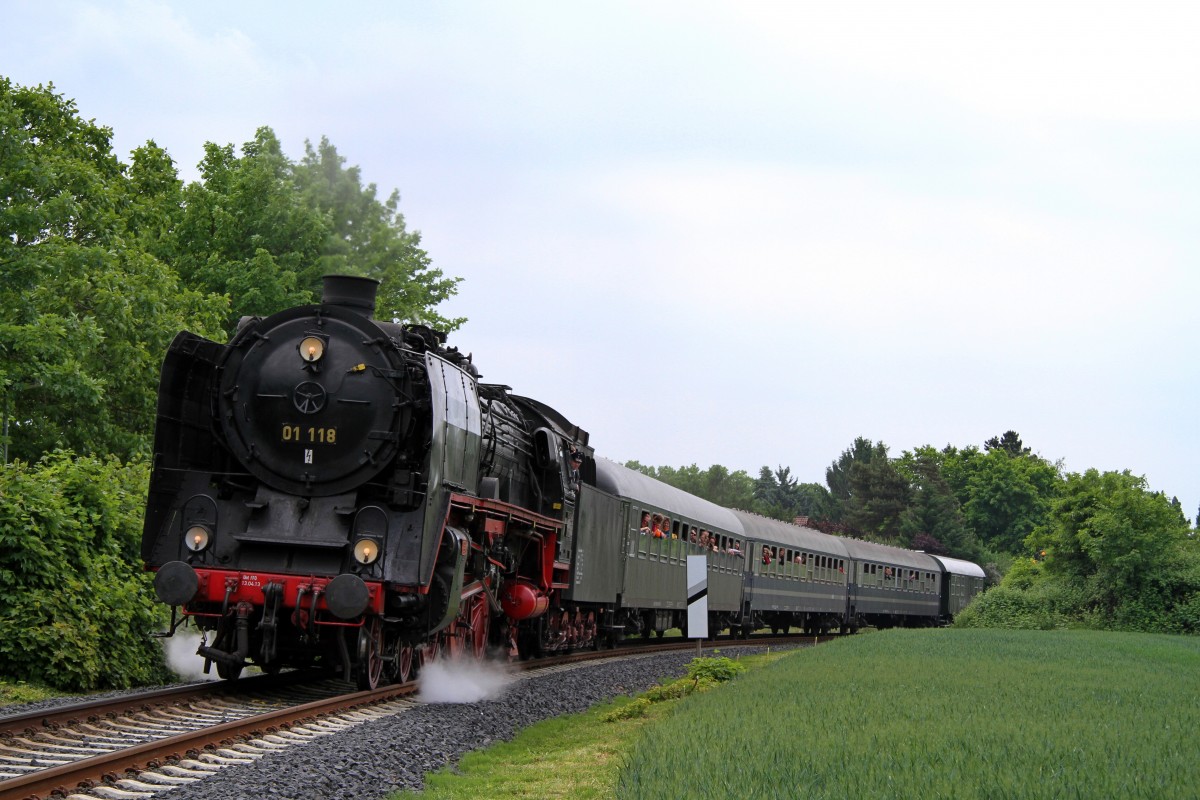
[417,656,515,704]
[162,631,219,682]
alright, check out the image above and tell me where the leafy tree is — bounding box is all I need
[843,447,912,540]
[625,461,756,511]
[984,430,1031,457]
[825,437,889,520]
[961,448,1060,553]
[293,137,463,330]
[171,128,323,326]
[1031,469,1192,614]
[961,470,1200,633]
[792,482,837,521]
[898,447,981,560]
[754,465,799,519]
[0,78,225,462]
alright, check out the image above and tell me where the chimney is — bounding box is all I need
[321,275,379,318]
[793,516,810,527]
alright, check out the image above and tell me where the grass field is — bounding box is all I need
[400,630,1200,799]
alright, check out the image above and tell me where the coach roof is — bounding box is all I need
[727,509,850,556]
[930,554,988,578]
[593,458,743,534]
[842,537,942,571]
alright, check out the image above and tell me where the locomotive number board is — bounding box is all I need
[281,424,338,444]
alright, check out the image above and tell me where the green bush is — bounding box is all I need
[602,697,652,722]
[686,655,747,683]
[0,452,171,691]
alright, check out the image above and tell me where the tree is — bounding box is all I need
[625,461,756,511]
[843,450,912,540]
[825,437,888,520]
[0,79,226,462]
[961,448,1060,554]
[754,465,799,519]
[293,137,463,330]
[1030,470,1192,611]
[898,448,981,560]
[171,128,325,327]
[985,430,1031,457]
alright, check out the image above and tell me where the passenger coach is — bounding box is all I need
[567,459,985,638]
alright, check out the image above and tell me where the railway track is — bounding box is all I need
[0,635,824,800]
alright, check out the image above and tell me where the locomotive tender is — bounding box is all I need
[142,276,985,688]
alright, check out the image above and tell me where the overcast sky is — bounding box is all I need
[5,1,1198,518]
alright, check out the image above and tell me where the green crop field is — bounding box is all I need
[617,630,1200,800]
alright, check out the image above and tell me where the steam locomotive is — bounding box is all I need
[142,276,985,689]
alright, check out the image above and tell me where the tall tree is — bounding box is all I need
[984,430,1032,457]
[826,437,888,520]
[843,448,912,540]
[961,448,1060,554]
[293,138,463,330]
[171,128,325,327]
[0,79,225,462]
[898,447,981,560]
[1029,469,1195,620]
[625,461,756,511]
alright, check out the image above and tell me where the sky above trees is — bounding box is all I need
[2,1,1196,516]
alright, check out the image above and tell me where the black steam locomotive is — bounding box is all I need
[142,276,985,688]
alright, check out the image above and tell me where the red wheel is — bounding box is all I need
[445,626,464,659]
[397,644,414,683]
[468,594,489,659]
[355,617,384,690]
[420,633,441,667]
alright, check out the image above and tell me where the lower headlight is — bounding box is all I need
[185,525,211,552]
[353,537,381,565]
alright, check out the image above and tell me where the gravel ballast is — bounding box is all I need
[156,649,740,800]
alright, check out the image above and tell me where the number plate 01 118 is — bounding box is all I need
[281,424,338,444]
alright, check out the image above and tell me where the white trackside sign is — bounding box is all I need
[687,555,709,639]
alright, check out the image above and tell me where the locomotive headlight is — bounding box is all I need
[299,336,326,363]
[353,537,381,565]
[185,525,211,552]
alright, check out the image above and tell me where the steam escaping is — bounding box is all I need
[418,656,515,703]
[162,631,218,682]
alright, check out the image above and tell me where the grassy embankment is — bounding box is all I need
[0,681,69,707]
[398,629,1200,800]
